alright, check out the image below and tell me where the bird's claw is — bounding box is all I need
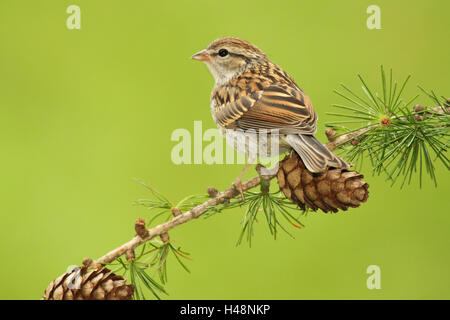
[232,179,245,201]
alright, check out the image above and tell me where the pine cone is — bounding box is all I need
[277,152,369,213]
[42,264,134,300]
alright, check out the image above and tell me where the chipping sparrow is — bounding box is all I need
[192,37,350,194]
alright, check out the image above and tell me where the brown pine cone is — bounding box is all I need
[277,152,369,213]
[42,264,134,300]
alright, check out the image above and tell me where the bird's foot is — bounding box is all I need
[232,178,245,201]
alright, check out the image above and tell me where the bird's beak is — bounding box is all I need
[191,49,211,62]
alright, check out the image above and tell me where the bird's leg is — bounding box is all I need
[232,155,256,201]
[232,162,251,201]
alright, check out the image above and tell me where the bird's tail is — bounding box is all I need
[283,134,351,173]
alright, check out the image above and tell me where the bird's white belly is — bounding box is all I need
[219,126,291,160]
[210,100,291,160]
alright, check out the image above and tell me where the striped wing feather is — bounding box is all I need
[214,84,317,135]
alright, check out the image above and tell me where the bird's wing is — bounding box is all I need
[214,84,317,135]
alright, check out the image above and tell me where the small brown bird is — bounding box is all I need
[192,37,350,193]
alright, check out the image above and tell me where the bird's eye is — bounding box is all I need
[218,49,229,57]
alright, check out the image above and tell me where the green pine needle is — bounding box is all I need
[236,191,304,247]
[326,67,449,187]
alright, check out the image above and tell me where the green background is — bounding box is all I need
[0,0,449,299]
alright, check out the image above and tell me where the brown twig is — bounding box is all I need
[94,103,450,265]
[135,218,149,238]
[325,126,376,151]
[207,187,219,198]
[93,124,379,265]
[95,173,270,264]
[160,233,170,243]
[171,207,182,217]
[125,249,135,261]
[325,105,449,150]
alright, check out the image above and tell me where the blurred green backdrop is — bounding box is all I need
[0,0,449,300]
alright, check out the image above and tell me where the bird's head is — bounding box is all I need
[192,37,266,85]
